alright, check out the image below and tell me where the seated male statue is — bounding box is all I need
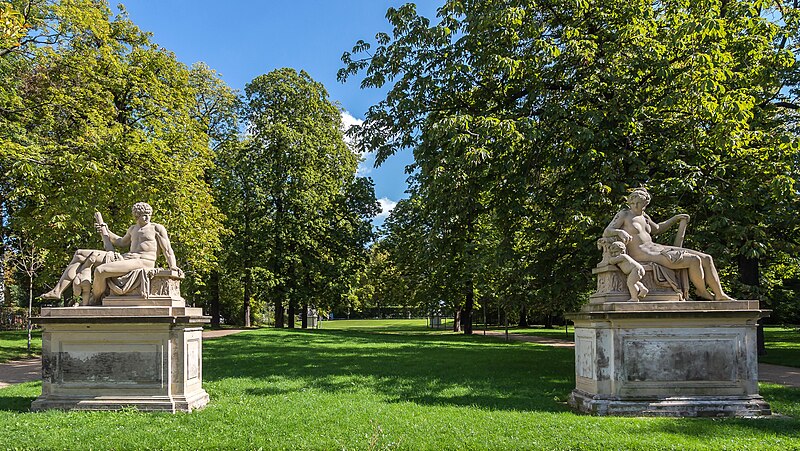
[41,202,180,305]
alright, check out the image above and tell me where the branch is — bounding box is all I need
[774,101,799,110]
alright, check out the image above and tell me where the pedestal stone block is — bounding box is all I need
[565,301,771,417]
[31,306,210,413]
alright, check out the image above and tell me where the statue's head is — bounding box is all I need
[627,188,651,207]
[132,202,153,218]
[609,241,627,256]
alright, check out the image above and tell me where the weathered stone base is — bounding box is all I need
[32,306,210,413]
[569,389,771,417]
[565,300,771,417]
[30,391,210,413]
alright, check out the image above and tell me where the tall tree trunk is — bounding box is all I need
[739,255,766,355]
[243,203,253,328]
[463,279,474,335]
[301,302,308,329]
[243,269,252,328]
[288,300,295,328]
[275,298,284,328]
[544,313,554,329]
[27,277,33,354]
[210,270,220,328]
[518,304,528,328]
[453,307,462,332]
[0,198,6,306]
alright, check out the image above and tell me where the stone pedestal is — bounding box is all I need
[565,300,771,417]
[31,304,210,412]
[591,264,689,303]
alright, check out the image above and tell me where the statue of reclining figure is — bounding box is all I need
[602,188,733,301]
[41,202,181,306]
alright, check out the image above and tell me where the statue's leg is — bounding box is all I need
[74,268,93,306]
[636,282,649,298]
[682,254,714,300]
[626,272,640,302]
[635,266,649,298]
[42,250,99,299]
[699,254,733,300]
[91,259,152,301]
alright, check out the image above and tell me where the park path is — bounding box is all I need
[479,329,800,388]
[0,328,247,389]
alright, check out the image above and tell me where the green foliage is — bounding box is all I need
[0,325,798,448]
[1,0,224,298]
[0,2,28,53]
[217,68,378,326]
[343,0,800,322]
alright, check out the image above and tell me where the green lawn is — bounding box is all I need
[321,318,430,331]
[0,320,797,449]
[0,329,40,363]
[759,327,800,368]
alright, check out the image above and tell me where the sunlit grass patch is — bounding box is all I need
[0,329,41,363]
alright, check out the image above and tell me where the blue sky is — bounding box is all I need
[122,0,441,224]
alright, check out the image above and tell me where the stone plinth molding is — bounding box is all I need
[565,301,771,417]
[31,305,210,413]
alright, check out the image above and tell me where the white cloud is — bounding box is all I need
[341,110,374,176]
[341,110,364,133]
[376,197,397,219]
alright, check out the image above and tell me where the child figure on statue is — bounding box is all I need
[608,241,649,302]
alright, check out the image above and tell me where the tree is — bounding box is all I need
[236,68,377,327]
[1,0,224,303]
[7,236,46,353]
[188,61,240,326]
[341,0,800,324]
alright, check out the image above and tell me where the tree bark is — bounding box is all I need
[210,270,220,328]
[463,279,474,335]
[275,298,284,328]
[27,277,32,354]
[518,304,528,328]
[544,313,554,329]
[301,302,308,329]
[739,255,766,355]
[243,269,252,328]
[288,300,296,328]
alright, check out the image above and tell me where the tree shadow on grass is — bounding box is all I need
[204,328,575,413]
[0,382,38,412]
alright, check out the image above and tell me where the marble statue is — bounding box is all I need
[603,188,732,301]
[607,241,649,302]
[41,202,181,305]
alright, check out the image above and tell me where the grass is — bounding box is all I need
[0,320,797,449]
[758,327,800,368]
[502,325,576,341]
[0,329,41,363]
[321,318,430,331]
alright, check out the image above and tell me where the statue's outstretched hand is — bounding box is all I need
[675,213,690,222]
[94,222,109,235]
